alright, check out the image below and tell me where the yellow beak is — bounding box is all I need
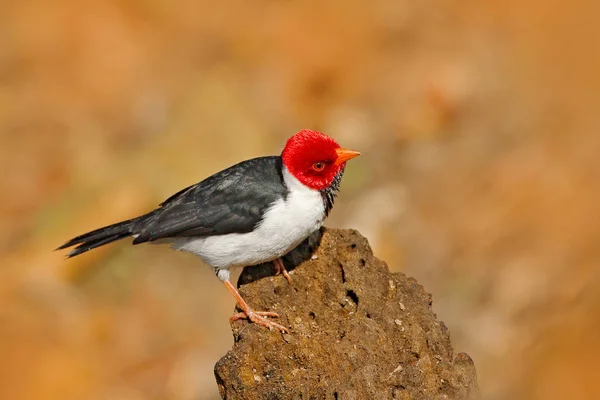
[334,148,361,166]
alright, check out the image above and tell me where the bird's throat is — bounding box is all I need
[320,168,344,217]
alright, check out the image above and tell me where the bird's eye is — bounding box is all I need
[312,161,325,171]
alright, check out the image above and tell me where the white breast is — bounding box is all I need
[172,167,325,275]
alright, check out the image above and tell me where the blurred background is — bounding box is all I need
[1,0,599,399]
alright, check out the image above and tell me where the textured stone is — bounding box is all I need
[215,228,479,399]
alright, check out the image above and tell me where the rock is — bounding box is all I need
[214,228,479,399]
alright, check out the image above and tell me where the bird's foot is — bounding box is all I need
[230,309,289,333]
[273,257,292,284]
[223,279,290,333]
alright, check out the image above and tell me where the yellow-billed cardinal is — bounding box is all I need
[58,130,360,332]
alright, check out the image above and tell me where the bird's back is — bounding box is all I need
[132,156,289,243]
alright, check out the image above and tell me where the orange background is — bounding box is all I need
[1,1,599,399]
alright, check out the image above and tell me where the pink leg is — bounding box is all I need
[273,257,292,284]
[223,280,289,333]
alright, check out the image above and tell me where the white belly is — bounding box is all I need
[172,167,325,271]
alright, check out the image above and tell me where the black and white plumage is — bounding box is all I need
[58,130,360,332]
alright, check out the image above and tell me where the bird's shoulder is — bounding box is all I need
[160,156,287,207]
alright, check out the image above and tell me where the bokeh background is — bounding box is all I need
[2,0,599,399]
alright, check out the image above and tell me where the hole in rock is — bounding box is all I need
[346,289,359,306]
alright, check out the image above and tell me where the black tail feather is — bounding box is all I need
[57,219,135,258]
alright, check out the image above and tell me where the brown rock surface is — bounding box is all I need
[215,228,479,399]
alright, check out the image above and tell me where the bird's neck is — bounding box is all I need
[320,167,345,216]
[282,165,344,218]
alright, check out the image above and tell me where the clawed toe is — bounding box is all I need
[280,268,292,284]
[223,279,289,333]
[273,258,292,284]
[229,310,279,322]
[230,310,289,333]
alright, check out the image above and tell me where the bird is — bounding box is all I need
[57,130,360,333]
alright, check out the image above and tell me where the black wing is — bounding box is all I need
[132,156,288,244]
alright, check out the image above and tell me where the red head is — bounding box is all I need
[281,130,360,190]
